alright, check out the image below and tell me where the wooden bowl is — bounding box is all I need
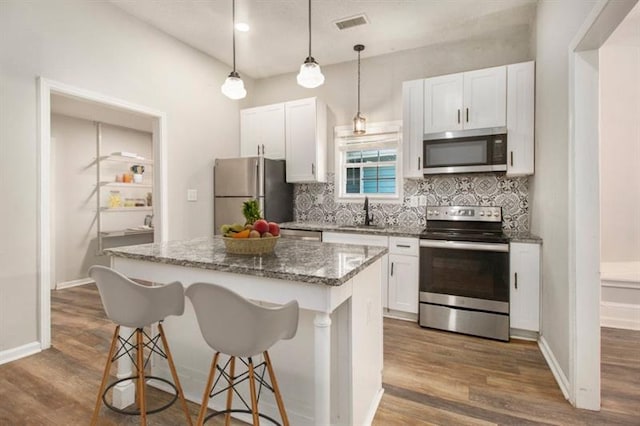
[222,235,279,255]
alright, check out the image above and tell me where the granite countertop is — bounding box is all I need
[105,236,388,287]
[281,221,543,244]
[279,222,422,238]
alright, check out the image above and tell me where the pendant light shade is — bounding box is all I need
[221,0,246,100]
[353,44,366,134]
[297,0,324,88]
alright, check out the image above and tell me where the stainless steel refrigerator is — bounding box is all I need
[214,157,293,234]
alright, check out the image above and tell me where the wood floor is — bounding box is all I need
[0,284,638,425]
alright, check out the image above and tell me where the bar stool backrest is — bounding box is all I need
[88,265,185,328]
[185,282,299,358]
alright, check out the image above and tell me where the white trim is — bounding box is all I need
[567,0,637,411]
[600,302,640,330]
[538,336,571,401]
[55,277,94,290]
[0,342,42,366]
[37,77,169,351]
[363,388,384,426]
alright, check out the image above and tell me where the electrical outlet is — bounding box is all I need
[419,195,427,206]
[409,196,419,208]
[187,189,198,202]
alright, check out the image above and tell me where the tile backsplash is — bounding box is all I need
[294,173,530,232]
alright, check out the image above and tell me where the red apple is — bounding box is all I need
[268,222,280,237]
[252,219,269,234]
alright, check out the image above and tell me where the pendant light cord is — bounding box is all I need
[357,49,361,114]
[232,0,236,72]
[308,0,312,57]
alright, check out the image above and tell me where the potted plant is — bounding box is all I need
[130,164,145,183]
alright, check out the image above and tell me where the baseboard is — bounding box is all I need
[363,388,384,426]
[600,301,640,330]
[538,336,570,401]
[55,277,93,290]
[510,328,539,341]
[383,309,418,322]
[0,341,42,366]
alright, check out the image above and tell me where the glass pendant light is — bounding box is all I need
[297,0,325,88]
[353,44,366,134]
[221,0,247,100]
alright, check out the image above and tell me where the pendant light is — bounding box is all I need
[297,0,325,88]
[221,0,247,100]
[353,44,366,134]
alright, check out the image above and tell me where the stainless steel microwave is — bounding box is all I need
[422,127,507,175]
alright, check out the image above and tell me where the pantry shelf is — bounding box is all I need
[100,228,154,238]
[100,182,153,189]
[98,155,154,165]
[101,207,153,212]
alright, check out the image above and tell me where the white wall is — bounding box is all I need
[0,1,243,352]
[248,26,533,172]
[51,114,154,285]
[600,42,640,263]
[531,0,598,377]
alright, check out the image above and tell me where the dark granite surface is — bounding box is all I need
[105,236,388,287]
[280,222,542,244]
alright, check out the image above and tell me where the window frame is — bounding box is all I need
[334,121,403,203]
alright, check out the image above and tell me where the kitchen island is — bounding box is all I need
[105,236,387,426]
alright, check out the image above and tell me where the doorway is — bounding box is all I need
[37,78,168,350]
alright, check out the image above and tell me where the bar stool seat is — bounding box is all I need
[88,265,193,426]
[185,282,299,425]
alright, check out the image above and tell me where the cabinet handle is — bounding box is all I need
[515,272,518,289]
[417,156,421,170]
[510,151,514,167]
[262,144,265,155]
[257,145,260,155]
[396,244,411,248]
[466,108,469,123]
[311,163,315,175]
[390,262,394,276]
[457,109,461,124]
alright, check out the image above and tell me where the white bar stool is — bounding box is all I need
[185,282,299,426]
[88,265,193,426]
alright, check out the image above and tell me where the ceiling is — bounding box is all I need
[110,0,537,80]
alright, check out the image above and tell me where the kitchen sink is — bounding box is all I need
[338,224,386,230]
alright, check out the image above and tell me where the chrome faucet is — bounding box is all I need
[364,196,373,226]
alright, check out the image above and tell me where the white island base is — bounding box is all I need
[110,256,384,426]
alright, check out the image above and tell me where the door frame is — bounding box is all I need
[36,77,168,349]
[568,0,638,410]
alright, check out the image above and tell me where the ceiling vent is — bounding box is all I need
[334,14,369,31]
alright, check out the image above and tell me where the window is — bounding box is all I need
[335,121,402,201]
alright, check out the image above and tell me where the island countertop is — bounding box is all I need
[105,236,388,287]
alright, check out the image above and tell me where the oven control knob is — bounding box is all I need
[435,211,440,216]
[494,212,500,217]
[479,211,485,216]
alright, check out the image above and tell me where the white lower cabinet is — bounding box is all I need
[509,242,541,335]
[322,232,420,319]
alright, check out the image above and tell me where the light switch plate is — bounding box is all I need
[187,189,198,202]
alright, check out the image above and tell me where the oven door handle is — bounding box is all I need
[419,239,509,252]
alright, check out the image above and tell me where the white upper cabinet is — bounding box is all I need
[423,66,506,134]
[463,66,507,130]
[285,97,327,183]
[402,79,425,178]
[240,103,285,159]
[424,73,464,133]
[506,61,535,176]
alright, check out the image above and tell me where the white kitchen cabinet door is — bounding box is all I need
[509,242,540,332]
[463,66,507,130]
[240,103,285,159]
[402,79,424,178]
[424,73,463,134]
[506,61,535,176]
[322,232,389,309]
[285,97,327,183]
[388,254,419,314]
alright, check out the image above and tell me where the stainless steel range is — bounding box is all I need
[419,206,510,341]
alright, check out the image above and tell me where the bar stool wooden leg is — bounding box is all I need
[263,351,289,426]
[137,329,147,426]
[224,356,236,426]
[197,352,220,426]
[247,357,260,426]
[91,325,120,426]
[158,323,193,426]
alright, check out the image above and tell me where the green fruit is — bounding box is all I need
[231,223,245,233]
[220,224,231,234]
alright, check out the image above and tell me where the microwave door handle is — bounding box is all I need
[419,240,509,253]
